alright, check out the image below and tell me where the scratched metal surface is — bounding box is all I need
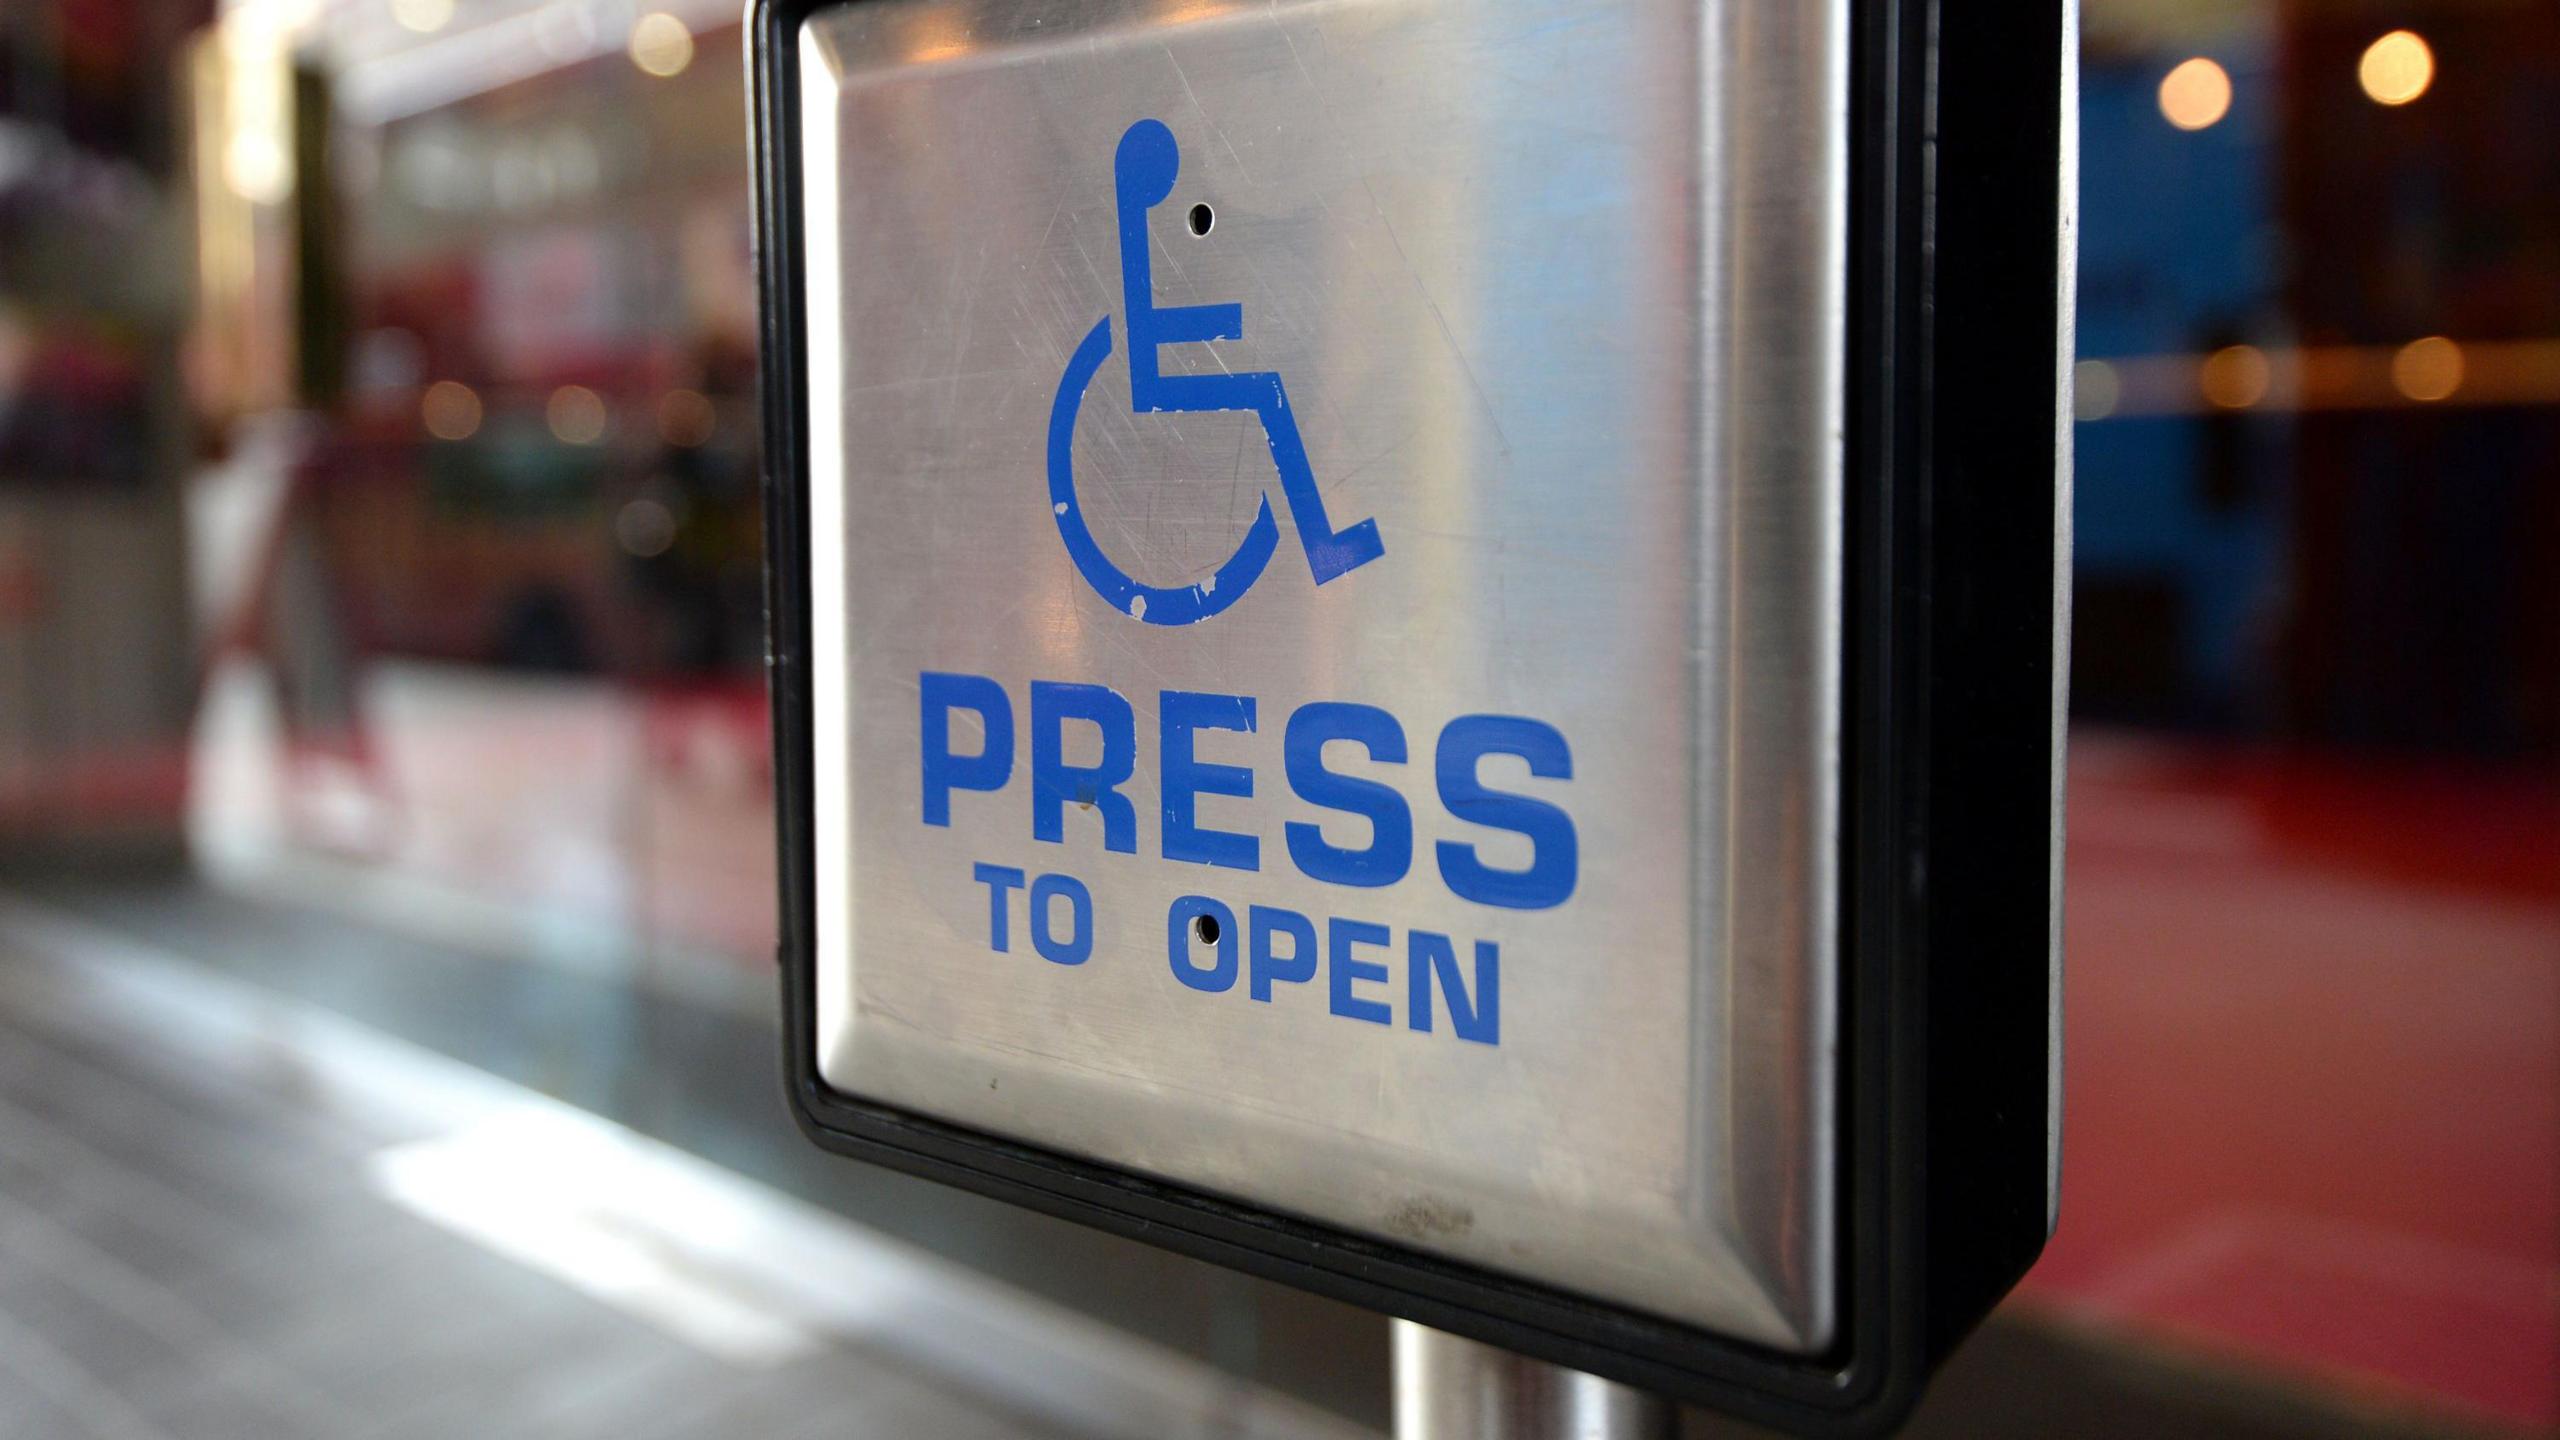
[799,0,1846,1350]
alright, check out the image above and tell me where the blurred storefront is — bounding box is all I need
[0,0,205,864]
[0,0,2551,1436]
[2048,6,2557,1432]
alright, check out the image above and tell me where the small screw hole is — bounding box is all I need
[1186,202,1214,237]
[1193,913,1221,945]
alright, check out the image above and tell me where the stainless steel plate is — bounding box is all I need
[798,0,1845,1351]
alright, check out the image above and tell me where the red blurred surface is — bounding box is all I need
[2024,731,2560,1430]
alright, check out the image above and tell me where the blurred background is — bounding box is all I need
[0,0,2549,1436]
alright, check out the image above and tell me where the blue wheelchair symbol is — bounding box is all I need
[1047,119,1384,626]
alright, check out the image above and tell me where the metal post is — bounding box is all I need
[1392,1321,1677,1440]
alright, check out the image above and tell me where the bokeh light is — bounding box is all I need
[421,380,482,440]
[2359,30,2435,106]
[657,389,717,448]
[2200,344,2271,409]
[390,0,453,34]
[629,13,695,78]
[615,498,679,558]
[2073,359,2121,421]
[2157,57,2232,131]
[2391,336,2463,402]
[547,385,609,445]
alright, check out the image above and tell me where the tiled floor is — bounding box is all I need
[0,894,1391,1440]
[0,956,1085,1440]
[0,874,1394,1428]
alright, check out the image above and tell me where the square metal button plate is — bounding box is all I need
[796,0,1847,1352]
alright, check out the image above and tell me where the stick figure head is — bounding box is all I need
[1114,119,1181,209]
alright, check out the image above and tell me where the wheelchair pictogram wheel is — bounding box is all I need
[1045,315,1280,627]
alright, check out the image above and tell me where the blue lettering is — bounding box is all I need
[1247,904,1318,1001]
[921,672,1013,826]
[1029,873,1093,966]
[1161,691,1258,870]
[1408,930,1498,1044]
[1030,682,1137,852]
[1282,703,1411,888]
[1327,917,1393,1025]
[932,680,1580,930]
[1434,715,1577,910]
[971,862,1025,951]
[1167,895,1238,992]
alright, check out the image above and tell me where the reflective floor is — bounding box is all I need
[0,890,1375,1440]
[2029,736,2559,1430]
[0,940,1038,1439]
[0,860,2542,1440]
